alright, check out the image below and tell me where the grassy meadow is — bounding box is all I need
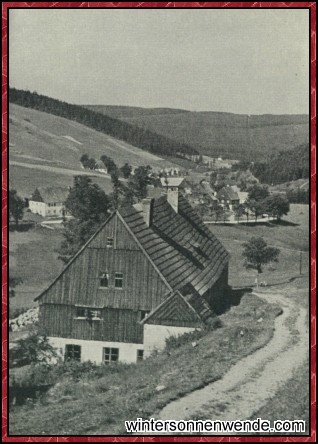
[208,204,309,289]
[9,224,64,317]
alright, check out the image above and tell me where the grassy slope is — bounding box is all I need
[9,294,282,435]
[251,360,310,434]
[86,106,309,161]
[9,163,114,198]
[208,204,309,288]
[9,224,64,315]
[9,103,178,171]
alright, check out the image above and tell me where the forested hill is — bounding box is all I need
[86,105,309,162]
[250,143,309,185]
[9,88,198,158]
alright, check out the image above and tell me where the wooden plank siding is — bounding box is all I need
[38,214,171,343]
[39,304,144,343]
[144,292,202,328]
[39,214,170,310]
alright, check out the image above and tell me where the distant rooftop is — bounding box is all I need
[160,177,184,187]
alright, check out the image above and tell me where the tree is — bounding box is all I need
[59,176,111,262]
[9,274,23,298]
[110,170,121,210]
[242,237,280,287]
[120,162,132,179]
[211,204,223,223]
[121,186,135,207]
[246,198,265,222]
[247,184,269,202]
[100,155,118,175]
[128,165,152,200]
[265,194,290,220]
[80,154,96,170]
[234,204,246,223]
[9,189,24,226]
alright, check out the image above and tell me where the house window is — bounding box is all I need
[100,272,109,288]
[103,347,119,365]
[115,272,123,289]
[137,350,144,362]
[106,237,114,248]
[76,307,101,319]
[65,344,81,362]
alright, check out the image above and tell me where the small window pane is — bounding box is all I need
[76,307,86,317]
[115,272,123,289]
[137,350,144,362]
[106,237,114,248]
[103,347,119,365]
[65,344,81,362]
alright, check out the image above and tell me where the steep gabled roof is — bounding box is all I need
[141,291,202,326]
[31,186,69,204]
[120,194,229,298]
[217,187,240,202]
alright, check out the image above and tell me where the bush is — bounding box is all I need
[9,333,59,368]
[165,329,205,351]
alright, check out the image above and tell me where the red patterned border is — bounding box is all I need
[2,2,316,442]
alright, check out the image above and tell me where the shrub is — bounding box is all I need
[9,333,58,368]
[165,329,205,351]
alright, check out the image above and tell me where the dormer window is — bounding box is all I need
[100,272,109,288]
[106,237,114,248]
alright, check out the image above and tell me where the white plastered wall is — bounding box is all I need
[48,336,144,364]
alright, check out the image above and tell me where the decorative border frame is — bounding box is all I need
[2,2,316,442]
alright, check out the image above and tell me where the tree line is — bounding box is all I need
[250,143,309,185]
[9,87,198,158]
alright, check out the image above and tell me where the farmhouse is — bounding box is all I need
[35,185,229,364]
[29,186,69,217]
[217,186,240,210]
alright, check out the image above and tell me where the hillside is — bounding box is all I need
[9,88,198,159]
[250,143,309,185]
[8,103,181,197]
[86,105,309,161]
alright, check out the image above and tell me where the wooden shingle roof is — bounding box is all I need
[31,186,69,204]
[120,195,229,303]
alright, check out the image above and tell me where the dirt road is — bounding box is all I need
[158,290,308,427]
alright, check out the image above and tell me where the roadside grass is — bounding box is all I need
[9,293,282,435]
[251,360,310,435]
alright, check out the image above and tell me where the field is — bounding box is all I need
[9,163,114,197]
[9,224,64,316]
[208,204,309,288]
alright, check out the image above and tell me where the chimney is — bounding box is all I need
[167,186,179,213]
[142,198,154,227]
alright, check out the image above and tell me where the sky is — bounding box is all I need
[9,8,309,115]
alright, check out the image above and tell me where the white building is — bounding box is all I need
[29,186,69,217]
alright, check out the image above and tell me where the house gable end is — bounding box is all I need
[143,292,202,327]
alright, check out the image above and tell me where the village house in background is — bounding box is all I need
[217,186,240,210]
[28,186,69,218]
[35,184,229,364]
